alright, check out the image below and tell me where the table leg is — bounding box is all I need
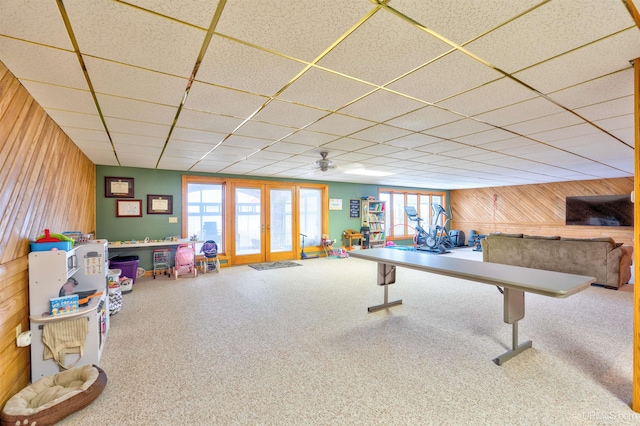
[368,263,403,312]
[493,288,532,365]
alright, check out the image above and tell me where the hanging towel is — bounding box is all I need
[42,317,89,371]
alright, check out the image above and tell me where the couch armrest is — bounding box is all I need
[607,245,633,288]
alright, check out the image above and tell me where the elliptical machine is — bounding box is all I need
[404,204,453,254]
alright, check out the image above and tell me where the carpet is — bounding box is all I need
[248,261,302,271]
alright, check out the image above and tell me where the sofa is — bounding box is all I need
[481,234,633,289]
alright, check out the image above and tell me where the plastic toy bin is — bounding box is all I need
[109,255,140,283]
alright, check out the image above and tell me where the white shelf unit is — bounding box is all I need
[28,240,110,380]
[362,199,386,248]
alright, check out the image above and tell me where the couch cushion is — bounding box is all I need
[491,233,523,238]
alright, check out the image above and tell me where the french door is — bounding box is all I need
[231,183,296,264]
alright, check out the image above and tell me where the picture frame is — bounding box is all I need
[147,194,173,215]
[105,176,134,198]
[116,199,142,218]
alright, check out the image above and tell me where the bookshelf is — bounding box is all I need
[362,199,386,248]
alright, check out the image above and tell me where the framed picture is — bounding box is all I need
[147,194,173,215]
[105,177,134,198]
[116,199,142,217]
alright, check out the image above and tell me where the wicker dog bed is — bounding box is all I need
[1,364,107,426]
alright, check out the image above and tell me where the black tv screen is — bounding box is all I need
[565,195,633,227]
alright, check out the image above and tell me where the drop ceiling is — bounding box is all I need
[0,0,638,189]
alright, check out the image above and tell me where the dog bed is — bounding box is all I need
[1,364,107,426]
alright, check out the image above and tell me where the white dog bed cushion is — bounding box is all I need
[1,364,107,426]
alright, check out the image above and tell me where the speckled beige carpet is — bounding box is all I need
[59,248,637,425]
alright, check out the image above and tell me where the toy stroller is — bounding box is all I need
[200,240,220,273]
[174,244,197,279]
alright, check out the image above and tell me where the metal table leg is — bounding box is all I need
[493,288,532,365]
[368,263,403,312]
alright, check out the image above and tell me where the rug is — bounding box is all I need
[248,261,302,271]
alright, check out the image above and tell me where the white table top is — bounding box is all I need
[107,239,202,249]
[349,248,595,298]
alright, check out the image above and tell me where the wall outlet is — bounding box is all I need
[169,217,178,223]
[17,331,32,347]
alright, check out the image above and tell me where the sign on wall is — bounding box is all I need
[349,199,361,218]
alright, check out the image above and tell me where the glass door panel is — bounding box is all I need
[267,187,295,261]
[233,186,263,264]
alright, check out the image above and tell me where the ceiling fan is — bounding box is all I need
[315,152,336,172]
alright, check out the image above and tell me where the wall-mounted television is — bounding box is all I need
[565,195,633,227]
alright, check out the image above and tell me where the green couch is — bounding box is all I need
[481,234,633,289]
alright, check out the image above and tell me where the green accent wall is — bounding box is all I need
[97,166,448,268]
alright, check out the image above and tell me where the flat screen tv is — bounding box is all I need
[565,195,633,227]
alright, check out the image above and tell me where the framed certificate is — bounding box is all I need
[147,194,173,215]
[116,199,142,217]
[105,177,134,198]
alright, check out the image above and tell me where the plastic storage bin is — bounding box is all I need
[109,256,140,284]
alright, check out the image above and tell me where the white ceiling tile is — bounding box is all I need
[235,120,295,141]
[317,10,450,85]
[504,112,585,136]
[340,89,426,123]
[305,113,374,136]
[0,1,72,49]
[593,114,633,132]
[165,140,216,156]
[281,130,339,146]
[104,117,171,139]
[573,96,633,122]
[414,140,466,154]
[437,78,537,117]
[514,27,640,93]
[210,145,255,160]
[609,128,634,147]
[331,152,375,163]
[320,138,376,151]
[350,124,412,143]
[547,68,633,109]
[385,106,464,132]
[84,57,188,105]
[170,128,227,145]
[126,0,220,28]
[97,94,179,126]
[388,51,502,103]
[247,150,294,162]
[251,100,328,129]
[197,35,307,96]
[81,149,119,166]
[224,135,272,150]
[390,0,541,45]
[119,154,162,169]
[465,0,636,73]
[264,142,314,155]
[45,110,103,130]
[478,137,537,151]
[176,109,243,134]
[384,133,441,150]
[355,144,404,156]
[0,39,87,90]
[530,123,601,144]
[424,118,494,139]
[111,133,166,148]
[185,81,268,118]
[453,128,515,146]
[473,97,566,127]
[61,128,110,143]
[214,0,373,62]
[64,0,205,77]
[278,67,375,111]
[113,143,163,156]
[19,81,98,115]
[157,157,200,170]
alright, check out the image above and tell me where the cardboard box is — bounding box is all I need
[49,294,79,316]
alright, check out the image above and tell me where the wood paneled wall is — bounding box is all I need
[0,62,96,406]
[450,177,634,246]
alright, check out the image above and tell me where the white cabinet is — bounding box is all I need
[28,240,109,380]
[362,199,386,248]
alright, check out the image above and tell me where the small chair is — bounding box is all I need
[200,240,220,273]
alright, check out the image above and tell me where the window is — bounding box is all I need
[379,189,447,239]
[187,182,225,252]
